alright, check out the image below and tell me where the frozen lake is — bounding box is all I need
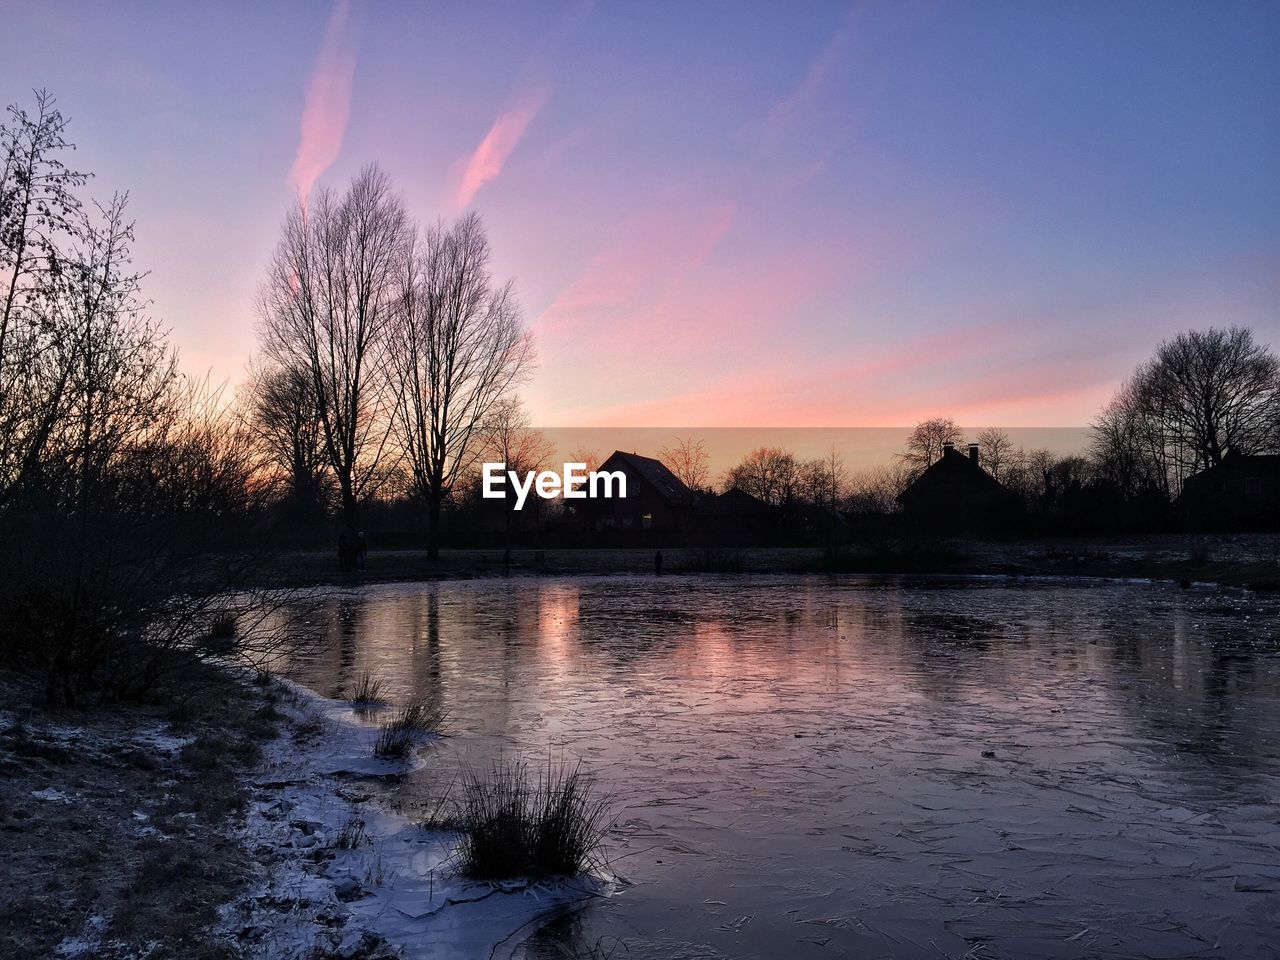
[273,575,1280,959]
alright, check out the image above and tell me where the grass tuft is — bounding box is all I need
[332,811,367,849]
[455,758,609,880]
[373,699,445,759]
[347,672,387,706]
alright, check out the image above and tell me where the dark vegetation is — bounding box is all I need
[373,698,446,759]
[453,759,610,881]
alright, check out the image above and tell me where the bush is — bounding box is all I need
[456,759,609,880]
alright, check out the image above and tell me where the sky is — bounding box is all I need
[2,0,1277,429]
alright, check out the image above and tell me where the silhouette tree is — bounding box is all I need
[387,212,532,559]
[245,360,329,514]
[659,435,710,491]
[0,90,89,506]
[259,164,407,542]
[724,446,798,506]
[902,417,962,473]
[1134,327,1279,475]
[976,427,1016,482]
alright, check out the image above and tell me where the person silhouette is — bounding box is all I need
[654,550,663,576]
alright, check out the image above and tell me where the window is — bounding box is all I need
[641,513,653,529]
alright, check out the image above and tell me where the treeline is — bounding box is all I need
[0,91,540,699]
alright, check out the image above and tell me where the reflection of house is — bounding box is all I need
[896,442,1020,532]
[1179,452,1280,530]
[577,451,693,531]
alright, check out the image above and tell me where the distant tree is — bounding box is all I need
[480,396,553,478]
[1091,379,1172,500]
[259,164,408,541]
[387,212,532,559]
[1134,327,1279,477]
[478,396,554,544]
[1006,448,1057,514]
[245,361,328,513]
[724,446,798,506]
[845,463,911,514]
[902,417,962,473]
[795,446,846,509]
[976,427,1016,482]
[565,446,601,472]
[659,435,710,491]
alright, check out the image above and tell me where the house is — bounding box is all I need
[1178,452,1280,530]
[576,451,694,532]
[696,486,777,544]
[896,442,1021,532]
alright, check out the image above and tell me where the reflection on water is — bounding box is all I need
[267,575,1280,959]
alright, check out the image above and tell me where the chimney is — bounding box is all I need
[942,441,955,455]
[968,443,979,464]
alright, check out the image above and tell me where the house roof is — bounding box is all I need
[897,446,1012,506]
[700,486,773,515]
[600,451,693,502]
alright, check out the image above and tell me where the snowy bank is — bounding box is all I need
[224,680,609,960]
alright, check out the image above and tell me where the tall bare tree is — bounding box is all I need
[0,90,89,505]
[259,164,408,541]
[388,212,532,558]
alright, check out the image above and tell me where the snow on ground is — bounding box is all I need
[224,680,608,960]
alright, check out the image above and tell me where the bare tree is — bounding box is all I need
[658,435,710,491]
[259,164,408,542]
[723,446,798,506]
[795,446,846,509]
[565,445,602,472]
[976,427,1016,482]
[901,417,962,473]
[0,90,89,505]
[845,463,911,514]
[388,212,532,559]
[1091,378,1172,500]
[1133,327,1279,477]
[479,396,555,545]
[245,360,329,514]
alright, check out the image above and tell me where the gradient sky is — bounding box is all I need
[2,1,1277,427]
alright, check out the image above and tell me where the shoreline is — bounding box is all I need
[0,666,609,960]
[224,678,609,960]
[255,533,1280,592]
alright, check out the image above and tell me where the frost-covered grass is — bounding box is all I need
[456,758,609,881]
[0,660,277,959]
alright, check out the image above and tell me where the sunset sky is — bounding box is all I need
[3,1,1277,427]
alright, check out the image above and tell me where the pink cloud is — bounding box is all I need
[288,0,358,199]
[763,5,861,138]
[535,201,736,337]
[453,86,551,209]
